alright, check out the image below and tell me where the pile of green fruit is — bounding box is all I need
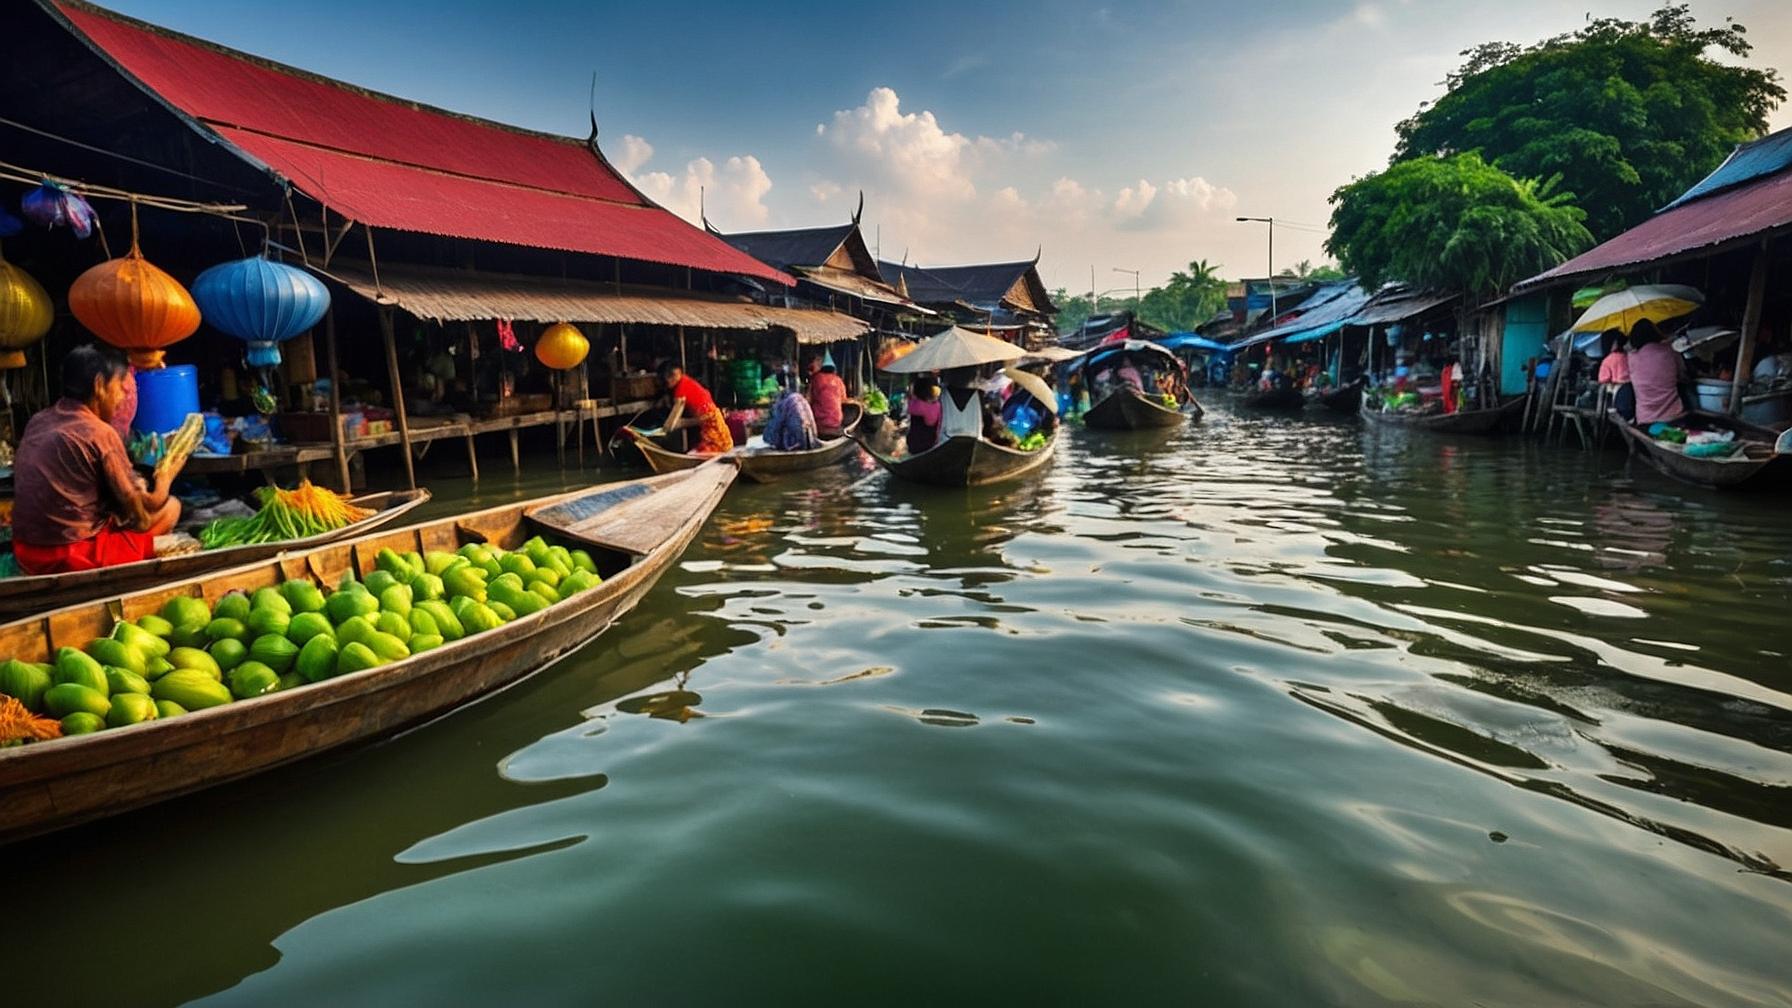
[0,537,601,740]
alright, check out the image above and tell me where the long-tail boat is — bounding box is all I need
[1616,413,1792,489]
[0,463,734,843]
[630,404,863,484]
[1079,341,1194,430]
[0,489,431,619]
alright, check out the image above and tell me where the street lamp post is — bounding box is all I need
[1236,216,1276,321]
[1112,267,1141,315]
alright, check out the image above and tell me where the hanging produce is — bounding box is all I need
[0,253,54,370]
[190,256,330,367]
[68,242,201,369]
[535,321,589,369]
[20,181,96,239]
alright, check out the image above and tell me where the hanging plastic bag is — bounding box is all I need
[21,181,97,239]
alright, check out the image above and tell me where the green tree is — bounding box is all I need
[1138,259,1230,332]
[1052,289,1134,334]
[1279,260,1348,282]
[1395,4,1783,239]
[1326,153,1593,300]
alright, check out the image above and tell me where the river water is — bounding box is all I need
[9,399,1792,1006]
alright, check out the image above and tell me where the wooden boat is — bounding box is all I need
[0,489,430,620]
[0,463,735,843]
[1242,386,1306,411]
[1360,395,1524,434]
[864,433,1055,487]
[1312,379,1365,414]
[1083,388,1190,429]
[632,404,863,484]
[1616,412,1792,489]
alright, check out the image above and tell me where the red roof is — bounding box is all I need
[53,2,792,286]
[1518,163,1792,291]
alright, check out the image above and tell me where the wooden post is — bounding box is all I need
[379,308,417,490]
[322,308,351,492]
[1728,241,1769,416]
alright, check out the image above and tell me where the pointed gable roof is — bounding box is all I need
[46,0,791,285]
[878,259,1057,316]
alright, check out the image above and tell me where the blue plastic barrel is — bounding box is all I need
[132,365,199,435]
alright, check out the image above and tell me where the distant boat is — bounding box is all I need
[1079,340,1199,430]
[631,404,863,484]
[1359,396,1524,434]
[1310,378,1365,414]
[1242,385,1305,412]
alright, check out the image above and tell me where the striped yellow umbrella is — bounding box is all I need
[1571,284,1702,333]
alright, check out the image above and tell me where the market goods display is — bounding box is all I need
[154,412,205,479]
[197,481,375,548]
[0,537,603,743]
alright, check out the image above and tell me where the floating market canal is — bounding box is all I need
[10,401,1792,1007]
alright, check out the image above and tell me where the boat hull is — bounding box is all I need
[1084,389,1189,430]
[1242,387,1305,411]
[868,434,1055,487]
[0,489,431,619]
[1360,397,1521,434]
[0,466,734,843]
[1313,380,1365,414]
[635,405,862,484]
[1616,413,1792,489]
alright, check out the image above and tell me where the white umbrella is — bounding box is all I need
[1572,284,1702,333]
[1002,366,1058,414]
[880,326,1025,373]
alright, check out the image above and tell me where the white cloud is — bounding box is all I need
[617,137,773,229]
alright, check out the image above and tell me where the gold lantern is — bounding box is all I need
[535,321,590,370]
[68,242,200,369]
[0,254,53,370]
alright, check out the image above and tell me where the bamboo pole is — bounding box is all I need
[322,308,351,491]
[1728,241,1769,416]
[379,307,417,490]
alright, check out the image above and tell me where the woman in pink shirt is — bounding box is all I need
[1626,320,1687,425]
[1596,329,1634,420]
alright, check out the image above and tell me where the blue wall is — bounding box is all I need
[1500,294,1550,395]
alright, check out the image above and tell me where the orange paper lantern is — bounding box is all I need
[535,321,590,370]
[68,243,200,369]
[0,254,53,370]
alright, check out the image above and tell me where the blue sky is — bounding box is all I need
[101,0,1791,294]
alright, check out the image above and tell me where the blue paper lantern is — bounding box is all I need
[192,256,330,367]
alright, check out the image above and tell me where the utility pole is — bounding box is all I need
[1236,216,1276,321]
[1113,267,1141,316]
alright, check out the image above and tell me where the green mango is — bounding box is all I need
[286,612,335,646]
[407,609,439,638]
[159,595,210,630]
[374,611,411,639]
[106,692,158,728]
[246,607,291,639]
[136,614,176,638]
[276,672,304,692]
[378,584,413,618]
[104,667,150,696]
[448,596,476,621]
[207,637,248,672]
[423,551,460,576]
[142,656,175,681]
[460,603,504,635]
[151,670,232,710]
[364,631,410,663]
[250,587,292,616]
[569,549,597,574]
[166,647,222,681]
[528,566,562,590]
[410,573,445,602]
[334,616,376,647]
[249,635,300,674]
[499,553,537,577]
[415,601,464,641]
[443,566,486,603]
[407,633,444,653]
[280,579,327,614]
[212,592,252,624]
[0,660,55,713]
[528,581,559,605]
[204,617,248,643]
[363,569,401,597]
[45,682,110,719]
[334,642,382,677]
[60,711,106,735]
[87,636,146,675]
[522,536,551,563]
[487,600,516,622]
[490,572,525,593]
[324,589,379,625]
[168,621,210,649]
[296,635,339,683]
[155,700,187,719]
[228,661,281,699]
[53,648,109,695]
[112,621,170,659]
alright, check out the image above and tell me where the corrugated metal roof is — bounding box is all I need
[1516,166,1792,290]
[53,1,793,286]
[1348,287,1459,326]
[324,263,867,344]
[1661,128,1792,210]
[1231,282,1371,349]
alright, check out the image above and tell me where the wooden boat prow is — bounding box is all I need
[0,462,735,843]
[633,404,863,484]
[1084,388,1190,430]
[1616,412,1792,489]
[0,489,432,619]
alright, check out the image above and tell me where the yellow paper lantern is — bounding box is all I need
[535,321,590,370]
[68,243,200,369]
[0,255,53,370]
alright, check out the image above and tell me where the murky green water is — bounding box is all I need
[8,400,1792,1006]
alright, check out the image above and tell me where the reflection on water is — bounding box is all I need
[7,402,1792,1006]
